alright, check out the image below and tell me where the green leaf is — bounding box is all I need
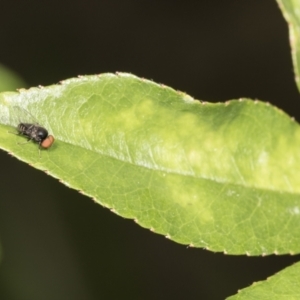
[276,0,300,91]
[227,261,300,300]
[0,73,300,255]
[0,64,26,92]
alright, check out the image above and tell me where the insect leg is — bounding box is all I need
[7,130,19,135]
[17,139,34,145]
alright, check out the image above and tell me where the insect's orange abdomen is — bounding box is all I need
[41,135,55,149]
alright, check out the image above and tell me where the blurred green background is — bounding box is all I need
[0,0,300,299]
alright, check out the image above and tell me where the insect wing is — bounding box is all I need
[11,106,40,127]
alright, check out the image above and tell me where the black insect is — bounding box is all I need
[17,122,55,149]
[9,106,55,155]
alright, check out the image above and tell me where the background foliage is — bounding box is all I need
[0,1,299,299]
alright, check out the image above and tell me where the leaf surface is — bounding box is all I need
[0,73,300,255]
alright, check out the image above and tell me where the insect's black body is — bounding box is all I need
[9,106,55,154]
[17,122,49,147]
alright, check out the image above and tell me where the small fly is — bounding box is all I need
[9,106,55,156]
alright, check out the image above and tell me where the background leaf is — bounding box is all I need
[276,0,300,92]
[227,261,300,300]
[0,64,26,92]
[0,73,300,255]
